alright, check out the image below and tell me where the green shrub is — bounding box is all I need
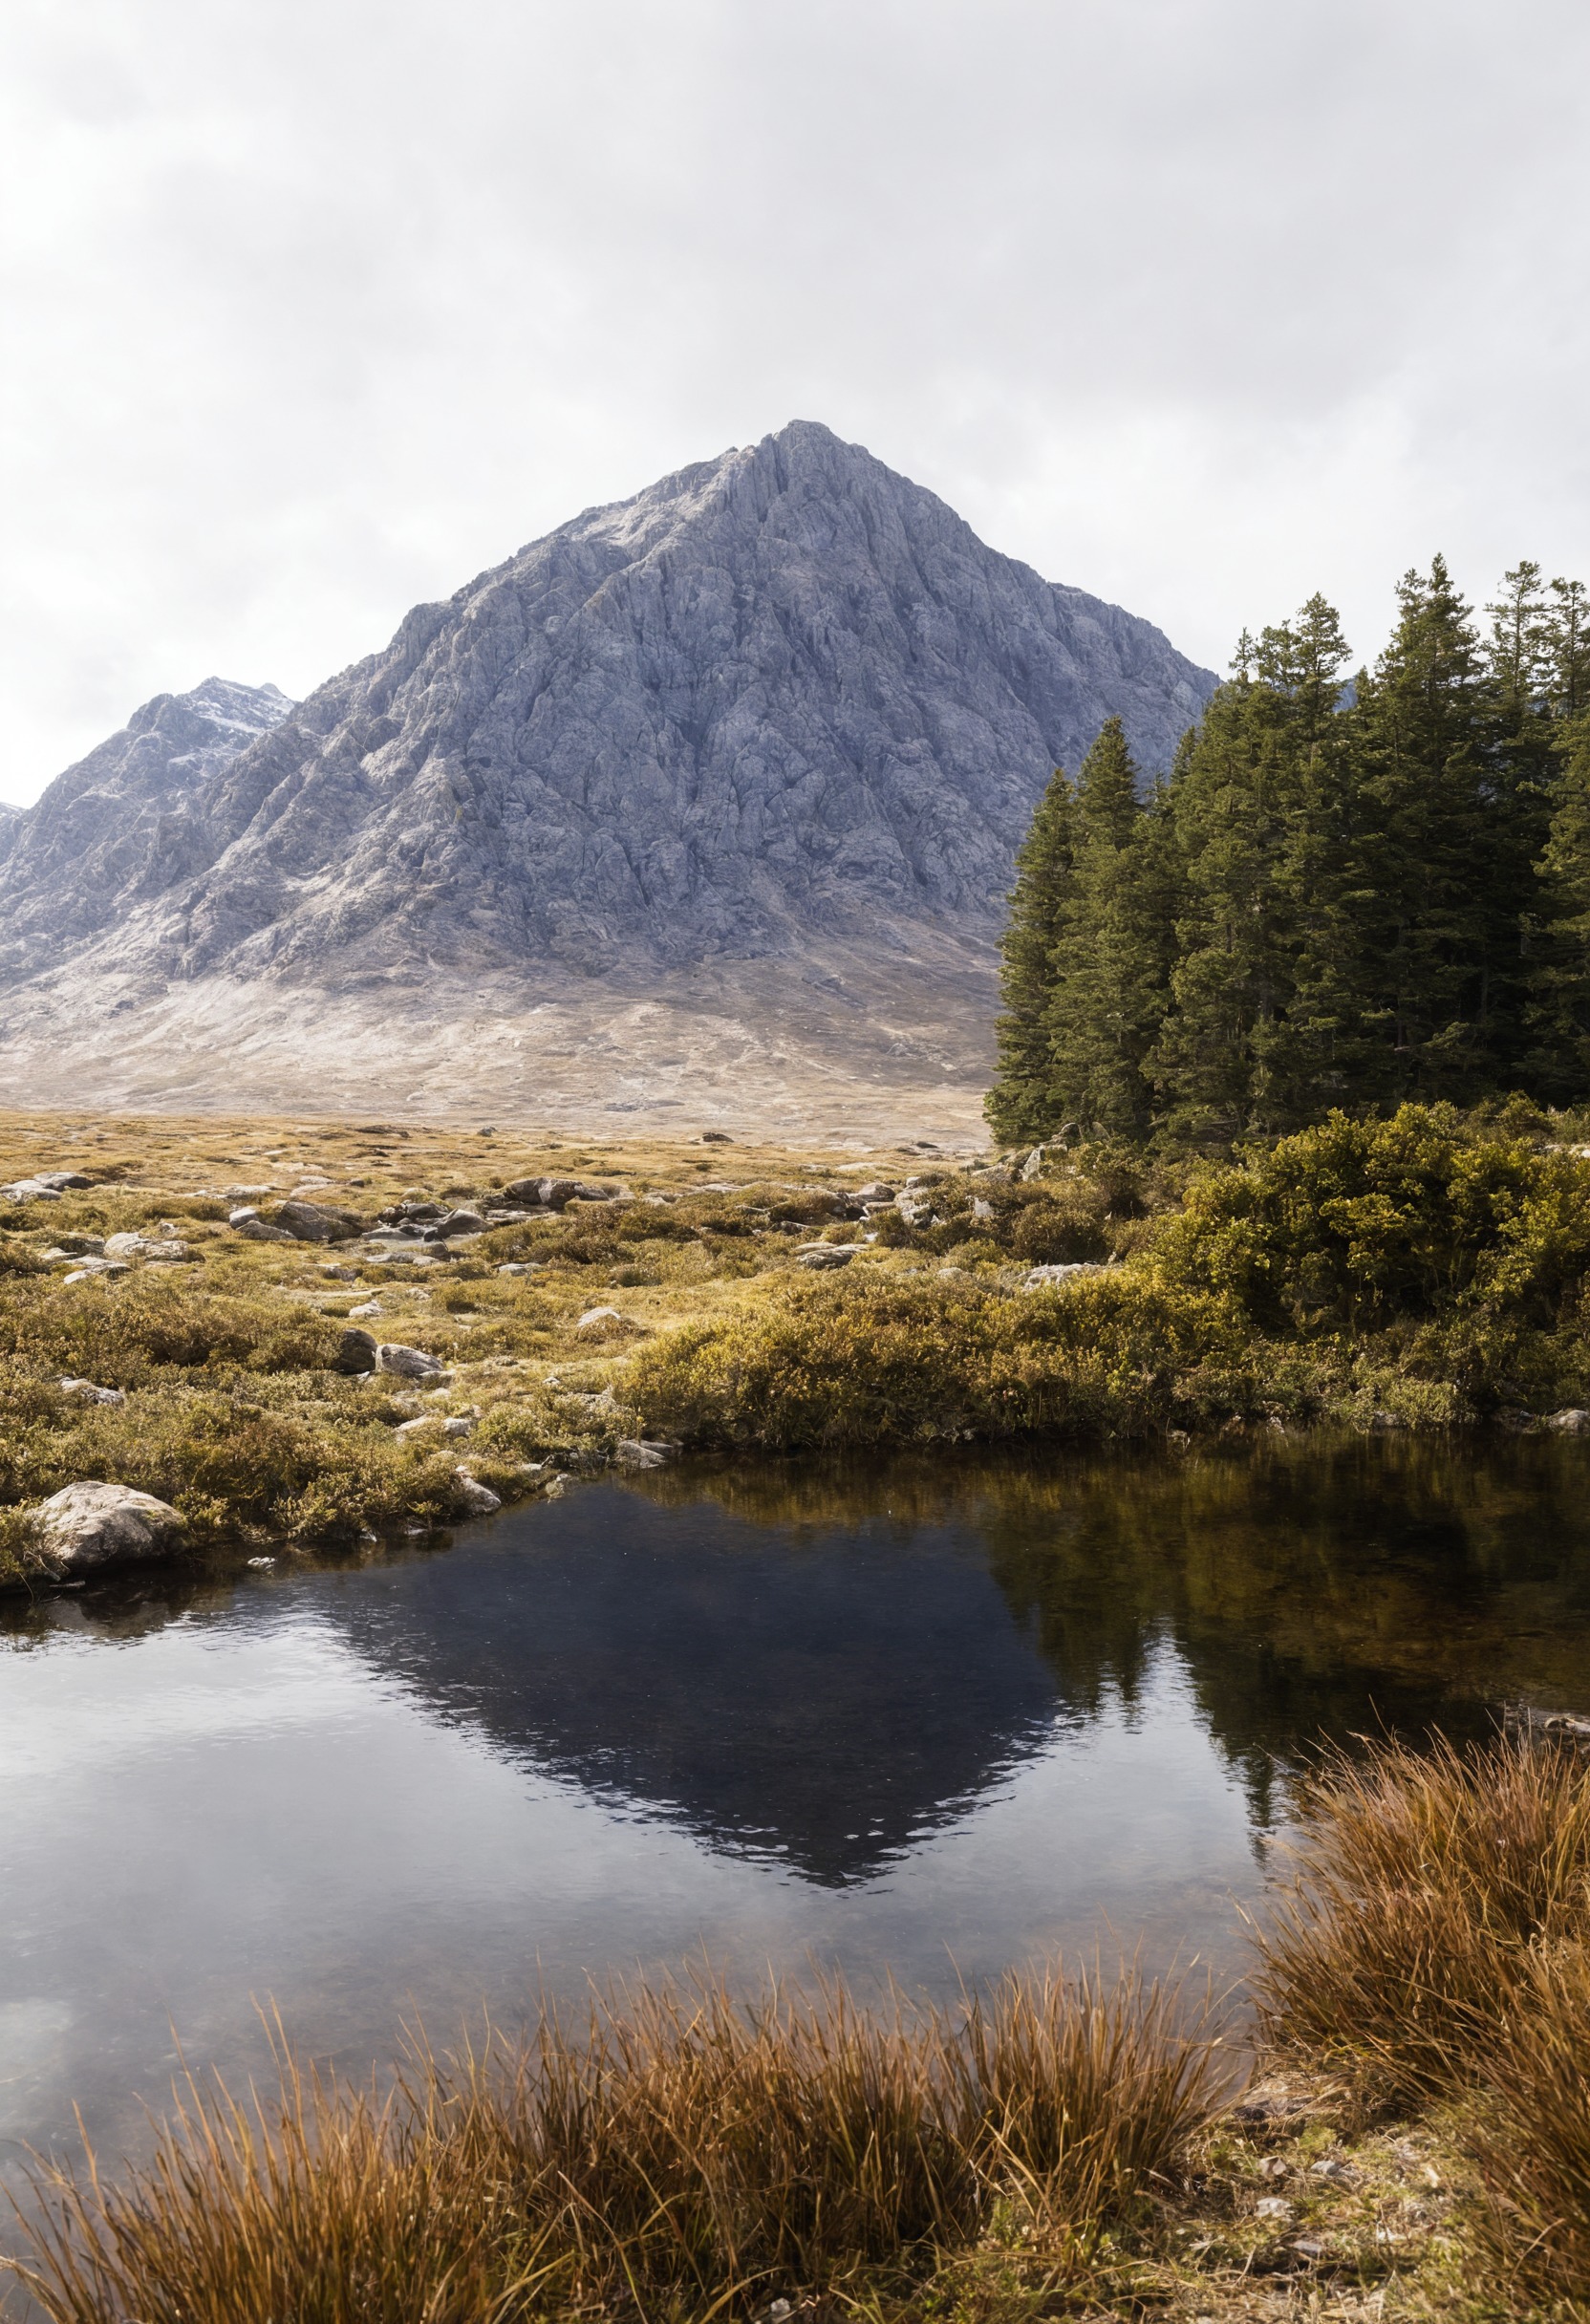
[627,1270,1284,1451]
[1153,1106,1590,1340]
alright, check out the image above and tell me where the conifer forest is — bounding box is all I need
[988,559,1590,1148]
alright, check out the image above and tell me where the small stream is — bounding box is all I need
[3,1434,1589,2187]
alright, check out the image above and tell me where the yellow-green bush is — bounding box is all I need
[627,1270,1298,1451]
[1154,1105,1590,1337]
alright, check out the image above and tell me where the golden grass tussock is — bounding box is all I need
[1254,1730,1590,2105]
[9,1968,1233,2324]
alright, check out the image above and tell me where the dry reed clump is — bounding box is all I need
[1253,1731,1590,2106]
[1467,1937,1590,2306]
[9,1967,1233,2324]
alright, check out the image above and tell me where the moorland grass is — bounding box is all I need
[18,1728,1590,2319]
[9,1968,1231,2324]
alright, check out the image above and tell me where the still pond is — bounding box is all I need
[3,1434,1589,2183]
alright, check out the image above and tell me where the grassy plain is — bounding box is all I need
[6,1099,1590,1576]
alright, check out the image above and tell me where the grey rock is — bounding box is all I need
[57,1378,126,1406]
[1021,1262,1108,1289]
[971,1197,996,1221]
[0,424,1213,998]
[497,1260,544,1276]
[453,1470,502,1515]
[376,1341,446,1381]
[331,1326,379,1374]
[798,1245,854,1269]
[614,1438,673,1469]
[62,1259,130,1281]
[32,1480,186,1575]
[425,1208,483,1238]
[575,1305,628,1333]
[1,1179,61,1202]
[1020,1146,1048,1182]
[234,1216,293,1243]
[1545,1408,1590,1433]
[103,1231,190,1261]
[35,1171,92,1190]
[274,1199,364,1244]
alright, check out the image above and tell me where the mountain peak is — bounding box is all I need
[0,431,1215,1127]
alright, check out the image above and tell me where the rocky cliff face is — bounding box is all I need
[0,422,1214,1134]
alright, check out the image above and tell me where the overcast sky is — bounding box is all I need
[3,0,1589,804]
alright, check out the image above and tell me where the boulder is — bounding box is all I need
[576,1305,627,1333]
[62,1259,130,1282]
[331,1326,379,1375]
[798,1246,853,1269]
[1021,1262,1107,1290]
[453,1469,502,1515]
[57,1378,127,1406]
[274,1199,364,1244]
[854,1182,895,1200]
[1,1179,62,1202]
[35,1171,92,1190]
[33,1481,186,1575]
[376,1341,447,1381]
[1020,1146,1048,1182]
[234,1216,293,1243]
[1546,1408,1590,1433]
[614,1438,673,1469]
[422,1209,484,1239]
[103,1231,191,1262]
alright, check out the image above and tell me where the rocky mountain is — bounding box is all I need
[0,678,293,979]
[0,423,1215,1135]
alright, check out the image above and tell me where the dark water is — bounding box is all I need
[3,1435,1590,2183]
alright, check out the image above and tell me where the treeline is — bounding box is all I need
[988,558,1590,1149]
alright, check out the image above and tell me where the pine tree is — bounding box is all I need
[1528,714,1590,1095]
[1043,719,1174,1139]
[985,765,1080,1144]
[1146,662,1304,1146]
[1351,558,1500,1100]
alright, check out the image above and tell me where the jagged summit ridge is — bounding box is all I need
[0,423,1214,992]
[0,678,293,976]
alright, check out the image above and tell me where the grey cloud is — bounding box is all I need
[2,0,1588,801]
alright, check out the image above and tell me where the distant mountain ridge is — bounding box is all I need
[0,422,1215,1134]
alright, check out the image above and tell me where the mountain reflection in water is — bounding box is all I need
[3,1435,1589,2177]
[324,1504,1064,1885]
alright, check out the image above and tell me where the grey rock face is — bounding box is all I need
[0,678,294,980]
[32,1481,187,1575]
[0,424,1214,995]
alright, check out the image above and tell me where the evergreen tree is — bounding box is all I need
[1261,596,1373,1116]
[1351,558,1501,1100]
[985,764,1079,1144]
[1546,577,1590,721]
[1528,715,1590,1095]
[1146,659,1304,1146]
[1043,719,1174,1139]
